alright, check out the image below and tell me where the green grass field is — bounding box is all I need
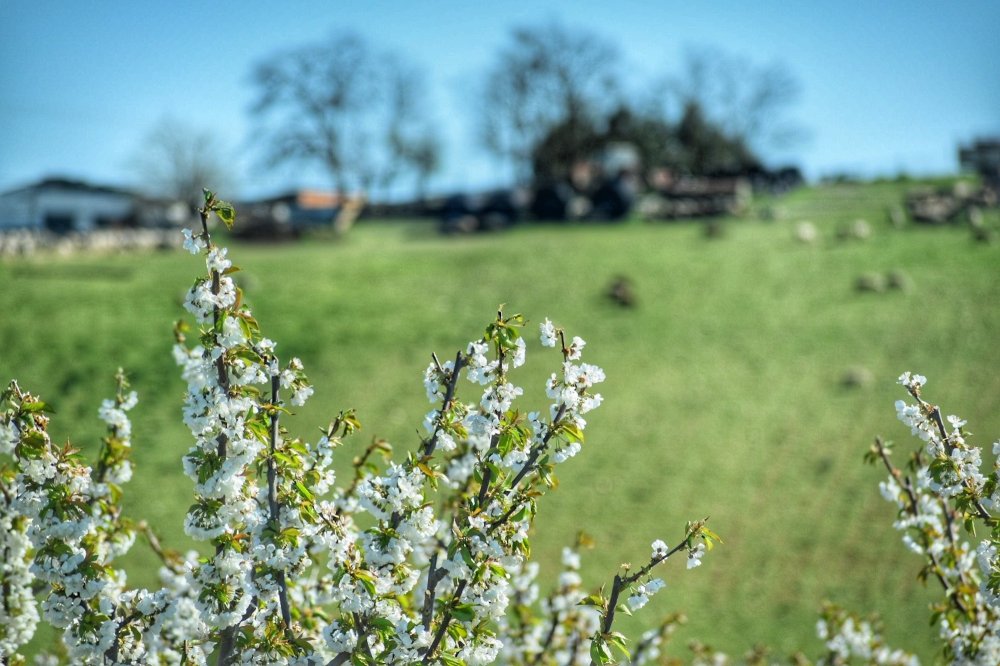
[2,180,998,661]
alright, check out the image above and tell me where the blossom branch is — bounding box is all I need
[529,608,561,666]
[421,579,468,663]
[138,521,184,576]
[874,436,970,616]
[476,315,508,507]
[904,386,994,523]
[423,351,467,458]
[506,404,567,494]
[601,539,688,636]
[267,368,292,628]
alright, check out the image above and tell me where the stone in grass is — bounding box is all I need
[849,218,872,240]
[855,272,887,293]
[841,365,875,388]
[972,226,996,244]
[836,218,872,241]
[967,206,984,228]
[606,275,636,308]
[886,270,913,292]
[794,221,819,244]
[703,219,726,239]
[887,205,907,229]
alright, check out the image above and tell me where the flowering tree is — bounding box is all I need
[0,192,715,665]
[1,192,997,665]
[804,373,1000,666]
[861,373,1000,664]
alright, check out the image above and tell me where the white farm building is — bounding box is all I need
[0,177,135,232]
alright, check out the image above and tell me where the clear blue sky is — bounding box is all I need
[1,1,998,197]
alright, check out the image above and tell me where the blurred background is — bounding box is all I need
[1,1,999,661]
[2,2,998,202]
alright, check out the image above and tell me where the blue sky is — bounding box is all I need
[1,1,998,198]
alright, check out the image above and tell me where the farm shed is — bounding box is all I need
[0,177,135,233]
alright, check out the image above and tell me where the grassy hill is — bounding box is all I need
[2,179,998,661]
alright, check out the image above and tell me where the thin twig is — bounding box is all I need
[529,607,561,666]
[421,551,442,631]
[200,198,238,665]
[874,438,969,615]
[423,351,467,458]
[908,392,993,523]
[564,631,582,666]
[507,404,567,493]
[267,368,292,627]
[421,579,468,663]
[602,539,690,636]
[475,330,508,507]
[139,521,184,576]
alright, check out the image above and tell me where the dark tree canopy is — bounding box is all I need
[480,21,622,183]
[530,100,762,184]
[603,106,679,174]
[483,27,799,186]
[674,101,760,174]
[668,46,803,154]
[530,115,603,184]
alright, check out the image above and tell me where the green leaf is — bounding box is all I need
[964,516,976,536]
[451,603,476,622]
[215,201,236,229]
[294,480,314,500]
[591,636,610,665]
[353,570,376,596]
[447,620,468,640]
[606,631,630,659]
[273,451,297,468]
[17,430,47,458]
[438,653,464,666]
[369,617,394,632]
[560,422,585,444]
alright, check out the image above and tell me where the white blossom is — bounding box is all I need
[687,543,706,569]
[539,318,558,347]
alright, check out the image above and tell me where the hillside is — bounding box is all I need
[2,179,998,660]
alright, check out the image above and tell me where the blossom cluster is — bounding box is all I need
[0,197,710,666]
[0,451,36,659]
[7,192,999,665]
[0,376,189,664]
[815,604,917,666]
[864,373,1000,664]
[10,193,999,664]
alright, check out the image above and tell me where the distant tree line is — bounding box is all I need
[482,23,802,186]
[134,22,802,203]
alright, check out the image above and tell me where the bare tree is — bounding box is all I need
[667,46,803,154]
[249,32,440,200]
[401,132,441,203]
[480,21,622,183]
[360,55,442,199]
[130,116,235,211]
[387,58,441,200]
